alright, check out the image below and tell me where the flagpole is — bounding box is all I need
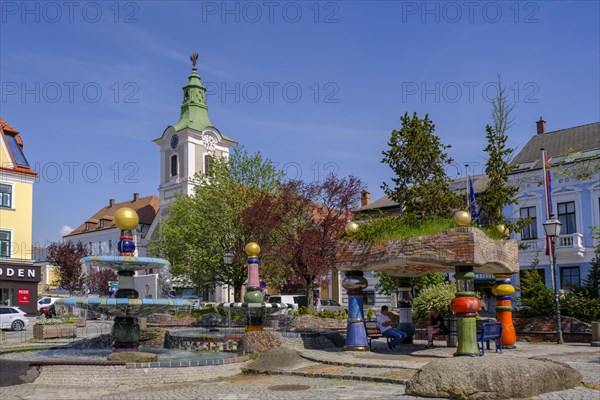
[541,148,555,290]
[465,164,470,210]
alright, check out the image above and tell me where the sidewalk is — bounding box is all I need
[0,336,598,399]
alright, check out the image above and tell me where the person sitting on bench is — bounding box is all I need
[377,305,406,350]
[426,307,447,348]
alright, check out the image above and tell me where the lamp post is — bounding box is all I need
[542,214,564,344]
[223,251,234,302]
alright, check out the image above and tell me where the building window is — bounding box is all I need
[0,231,11,257]
[557,201,576,234]
[520,206,537,240]
[0,184,12,208]
[204,154,214,174]
[170,154,178,177]
[362,290,375,306]
[99,220,105,228]
[1,288,14,306]
[560,266,580,290]
[108,239,113,254]
[85,222,90,231]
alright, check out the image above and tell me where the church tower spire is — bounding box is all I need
[174,52,212,132]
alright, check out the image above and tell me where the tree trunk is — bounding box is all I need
[234,285,242,302]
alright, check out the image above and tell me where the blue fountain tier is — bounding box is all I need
[217,302,293,317]
[55,297,191,318]
[81,256,170,272]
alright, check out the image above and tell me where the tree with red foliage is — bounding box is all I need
[46,242,88,295]
[86,268,118,296]
[244,173,364,307]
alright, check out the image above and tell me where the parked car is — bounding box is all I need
[182,296,201,309]
[268,295,306,311]
[314,298,344,313]
[37,297,61,312]
[0,306,30,331]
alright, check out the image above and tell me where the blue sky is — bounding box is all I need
[1,1,599,245]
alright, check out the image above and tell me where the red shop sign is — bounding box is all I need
[18,289,30,303]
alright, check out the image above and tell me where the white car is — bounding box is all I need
[37,297,61,312]
[314,298,344,313]
[0,306,30,331]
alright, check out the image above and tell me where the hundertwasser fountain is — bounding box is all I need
[217,242,292,331]
[56,207,190,359]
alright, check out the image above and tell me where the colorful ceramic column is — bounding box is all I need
[112,207,141,351]
[243,242,264,332]
[397,277,415,344]
[450,266,481,356]
[343,271,369,351]
[492,273,516,348]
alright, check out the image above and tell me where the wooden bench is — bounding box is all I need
[364,320,392,350]
[477,322,503,355]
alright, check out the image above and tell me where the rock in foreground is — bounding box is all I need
[406,356,581,399]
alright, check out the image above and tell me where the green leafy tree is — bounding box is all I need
[149,146,283,301]
[412,281,456,320]
[381,112,458,219]
[46,241,88,295]
[560,293,600,323]
[478,75,519,227]
[374,272,446,301]
[554,147,600,181]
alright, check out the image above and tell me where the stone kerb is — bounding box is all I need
[336,227,518,276]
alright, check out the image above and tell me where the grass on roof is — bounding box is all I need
[347,213,503,243]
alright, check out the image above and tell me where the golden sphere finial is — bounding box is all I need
[245,242,261,257]
[496,224,510,237]
[345,221,360,235]
[114,207,139,230]
[453,210,471,227]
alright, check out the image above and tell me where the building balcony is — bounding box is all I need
[555,233,586,258]
[518,233,586,258]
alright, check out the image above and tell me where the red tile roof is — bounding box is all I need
[0,117,19,134]
[64,195,159,237]
[0,117,38,177]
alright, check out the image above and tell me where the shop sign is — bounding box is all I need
[18,289,30,303]
[0,267,37,280]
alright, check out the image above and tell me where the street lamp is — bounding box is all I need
[223,251,234,302]
[542,214,564,344]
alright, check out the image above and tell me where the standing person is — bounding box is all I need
[377,305,406,350]
[426,307,446,348]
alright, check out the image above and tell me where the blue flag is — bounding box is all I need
[469,177,480,224]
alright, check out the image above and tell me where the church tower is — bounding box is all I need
[153,52,236,207]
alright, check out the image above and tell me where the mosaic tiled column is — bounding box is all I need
[397,278,415,344]
[243,242,264,332]
[493,273,516,348]
[343,271,369,351]
[450,266,481,356]
[112,208,140,351]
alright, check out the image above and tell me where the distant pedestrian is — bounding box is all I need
[426,307,447,348]
[377,305,406,349]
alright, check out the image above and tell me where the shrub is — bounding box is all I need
[412,281,456,320]
[560,293,600,323]
[292,306,346,320]
[515,269,554,318]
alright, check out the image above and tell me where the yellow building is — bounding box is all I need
[0,118,40,314]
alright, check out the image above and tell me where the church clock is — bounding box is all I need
[170,134,179,149]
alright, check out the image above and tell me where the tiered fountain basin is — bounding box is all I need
[57,297,190,317]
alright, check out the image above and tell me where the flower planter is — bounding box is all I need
[33,323,76,339]
[75,318,86,327]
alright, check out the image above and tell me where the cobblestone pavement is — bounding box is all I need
[0,341,598,399]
